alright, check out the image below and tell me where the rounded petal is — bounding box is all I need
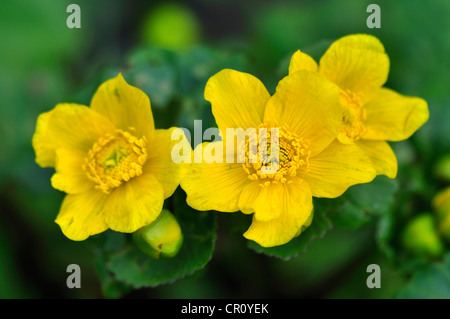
[356,140,398,178]
[145,127,192,199]
[362,88,429,141]
[51,149,94,194]
[90,74,155,138]
[238,181,284,221]
[300,139,376,198]
[319,34,389,99]
[288,50,319,74]
[263,71,342,156]
[32,103,116,168]
[204,69,270,131]
[55,189,109,241]
[180,142,250,212]
[104,173,164,233]
[243,178,313,247]
[32,111,53,167]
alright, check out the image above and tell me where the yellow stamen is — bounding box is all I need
[241,123,311,187]
[338,89,367,143]
[83,130,148,194]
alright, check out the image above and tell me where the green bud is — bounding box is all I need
[141,3,201,51]
[401,214,444,258]
[132,209,183,259]
[433,187,450,241]
[434,154,450,181]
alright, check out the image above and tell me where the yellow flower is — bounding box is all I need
[289,34,429,178]
[181,69,376,247]
[32,74,190,241]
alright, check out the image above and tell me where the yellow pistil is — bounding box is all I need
[84,129,148,194]
[338,89,367,143]
[241,123,311,187]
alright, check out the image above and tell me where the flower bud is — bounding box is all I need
[432,187,450,241]
[132,209,183,259]
[141,3,200,51]
[401,214,444,258]
[434,154,450,181]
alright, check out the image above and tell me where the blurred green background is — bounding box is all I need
[0,0,449,298]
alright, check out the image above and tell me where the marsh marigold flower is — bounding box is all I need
[289,34,429,178]
[181,69,376,247]
[32,74,190,240]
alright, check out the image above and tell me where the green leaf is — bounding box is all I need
[95,249,133,299]
[331,176,399,230]
[126,47,178,110]
[332,200,372,229]
[346,176,399,216]
[396,254,450,299]
[375,211,396,260]
[97,189,217,291]
[247,207,333,260]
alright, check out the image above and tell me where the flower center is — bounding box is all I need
[241,123,311,187]
[84,130,148,194]
[338,90,367,143]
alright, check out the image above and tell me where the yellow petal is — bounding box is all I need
[237,181,260,215]
[303,211,314,227]
[204,69,270,131]
[32,103,116,168]
[32,111,53,167]
[243,178,313,247]
[238,181,284,221]
[288,50,319,74]
[55,189,109,241]
[362,88,429,141]
[300,139,376,198]
[263,70,342,156]
[104,173,164,233]
[181,142,250,212]
[319,34,389,99]
[356,140,398,178]
[51,149,94,194]
[145,127,192,199]
[90,74,155,139]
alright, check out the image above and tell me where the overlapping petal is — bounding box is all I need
[362,88,429,141]
[319,34,389,99]
[32,103,116,167]
[356,140,398,178]
[181,142,250,212]
[263,70,342,156]
[243,178,313,247]
[51,149,94,194]
[299,139,376,198]
[90,73,155,138]
[238,181,284,221]
[55,189,109,241]
[145,127,191,199]
[288,50,318,74]
[104,173,164,233]
[204,69,270,131]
